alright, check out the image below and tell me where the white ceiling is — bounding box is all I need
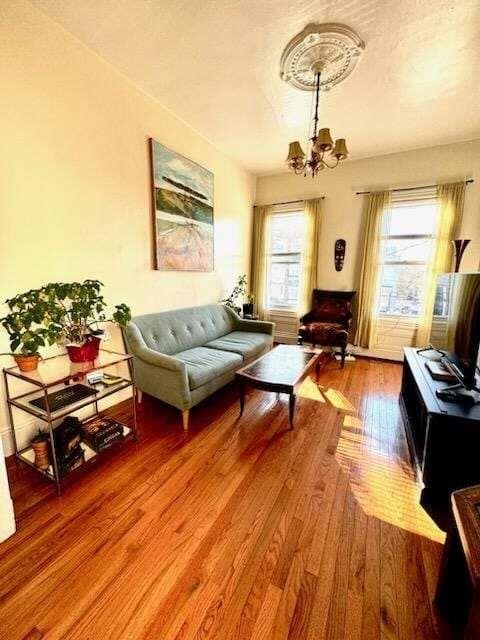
[31,0,480,175]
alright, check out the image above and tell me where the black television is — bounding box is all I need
[431,272,480,392]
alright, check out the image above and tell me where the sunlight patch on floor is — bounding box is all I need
[335,415,445,543]
[320,386,357,413]
[297,376,326,402]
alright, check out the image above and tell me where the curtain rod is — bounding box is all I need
[355,178,474,196]
[267,196,326,206]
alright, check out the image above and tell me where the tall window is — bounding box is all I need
[377,192,439,317]
[266,211,305,310]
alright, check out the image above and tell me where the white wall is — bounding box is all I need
[0,438,15,542]
[0,0,255,454]
[256,140,480,357]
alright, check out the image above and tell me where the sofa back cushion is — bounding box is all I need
[127,303,236,355]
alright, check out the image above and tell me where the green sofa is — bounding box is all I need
[124,303,274,430]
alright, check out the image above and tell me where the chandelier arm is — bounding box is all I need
[323,156,340,169]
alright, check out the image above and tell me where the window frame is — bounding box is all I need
[377,197,439,320]
[265,208,305,312]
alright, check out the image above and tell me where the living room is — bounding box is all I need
[1,1,480,638]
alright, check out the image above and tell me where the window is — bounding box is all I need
[377,195,439,318]
[266,211,305,310]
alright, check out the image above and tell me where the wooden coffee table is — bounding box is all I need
[235,345,328,428]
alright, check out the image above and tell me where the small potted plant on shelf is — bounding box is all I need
[30,429,50,470]
[1,288,49,371]
[42,280,131,363]
[242,293,255,317]
[221,274,248,315]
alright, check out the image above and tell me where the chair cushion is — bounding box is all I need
[205,331,273,359]
[299,322,348,346]
[174,347,242,390]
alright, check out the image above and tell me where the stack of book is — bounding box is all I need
[81,416,125,452]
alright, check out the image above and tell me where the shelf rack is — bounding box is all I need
[3,349,138,495]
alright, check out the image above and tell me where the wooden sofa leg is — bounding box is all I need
[182,410,190,431]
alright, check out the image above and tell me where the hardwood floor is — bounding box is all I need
[0,358,453,639]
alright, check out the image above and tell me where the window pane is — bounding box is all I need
[266,212,304,309]
[382,203,438,236]
[268,260,301,308]
[381,237,434,263]
[270,214,304,253]
[378,264,428,316]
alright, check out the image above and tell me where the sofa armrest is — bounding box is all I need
[124,322,190,409]
[124,322,185,372]
[235,318,275,336]
[134,344,186,372]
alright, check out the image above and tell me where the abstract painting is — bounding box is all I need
[150,139,214,271]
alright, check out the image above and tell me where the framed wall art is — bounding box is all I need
[149,139,214,271]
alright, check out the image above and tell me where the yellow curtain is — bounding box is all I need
[250,205,271,319]
[354,191,392,348]
[299,198,322,315]
[414,181,465,346]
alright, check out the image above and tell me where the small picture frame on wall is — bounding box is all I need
[149,138,214,271]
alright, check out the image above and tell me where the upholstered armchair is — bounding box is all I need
[298,289,356,368]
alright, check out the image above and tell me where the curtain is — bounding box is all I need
[250,205,271,319]
[354,191,392,348]
[299,198,322,315]
[414,181,466,346]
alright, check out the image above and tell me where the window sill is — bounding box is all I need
[266,308,298,316]
[377,314,421,324]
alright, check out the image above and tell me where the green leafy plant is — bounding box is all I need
[1,280,131,356]
[41,280,131,345]
[221,274,248,310]
[1,288,50,356]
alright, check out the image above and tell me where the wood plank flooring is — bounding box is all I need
[0,358,453,639]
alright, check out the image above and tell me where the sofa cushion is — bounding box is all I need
[174,347,242,390]
[205,331,273,359]
[127,304,236,356]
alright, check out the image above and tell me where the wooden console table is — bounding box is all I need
[399,347,480,526]
[435,485,480,638]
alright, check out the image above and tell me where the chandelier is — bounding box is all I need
[280,24,365,178]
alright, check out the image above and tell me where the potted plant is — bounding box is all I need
[221,274,248,315]
[42,280,131,363]
[1,280,131,368]
[30,429,50,470]
[242,293,255,317]
[1,288,49,371]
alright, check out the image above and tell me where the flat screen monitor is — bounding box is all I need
[431,272,480,389]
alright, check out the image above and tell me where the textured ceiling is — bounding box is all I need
[30,0,480,174]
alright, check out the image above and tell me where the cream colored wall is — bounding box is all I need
[256,140,480,358]
[0,0,255,454]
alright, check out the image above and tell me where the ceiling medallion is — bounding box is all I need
[280,23,365,92]
[280,23,364,178]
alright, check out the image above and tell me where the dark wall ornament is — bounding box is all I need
[334,239,346,271]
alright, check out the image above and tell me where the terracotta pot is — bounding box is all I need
[14,354,40,372]
[31,440,50,470]
[66,336,101,363]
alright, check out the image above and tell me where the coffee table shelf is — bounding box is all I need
[3,349,138,495]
